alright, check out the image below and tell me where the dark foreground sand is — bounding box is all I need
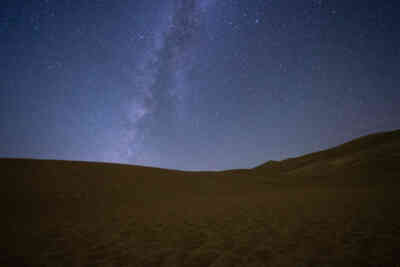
[1,130,400,266]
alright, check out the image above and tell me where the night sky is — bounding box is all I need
[1,0,399,171]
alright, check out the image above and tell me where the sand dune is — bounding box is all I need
[1,130,400,266]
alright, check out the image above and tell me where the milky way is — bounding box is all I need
[121,0,216,163]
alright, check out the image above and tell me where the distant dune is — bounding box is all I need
[1,129,400,266]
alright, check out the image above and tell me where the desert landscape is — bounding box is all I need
[2,0,400,266]
[1,129,399,266]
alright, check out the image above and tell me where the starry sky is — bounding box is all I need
[1,0,399,171]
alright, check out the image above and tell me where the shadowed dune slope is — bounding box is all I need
[253,129,400,184]
[1,129,400,267]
